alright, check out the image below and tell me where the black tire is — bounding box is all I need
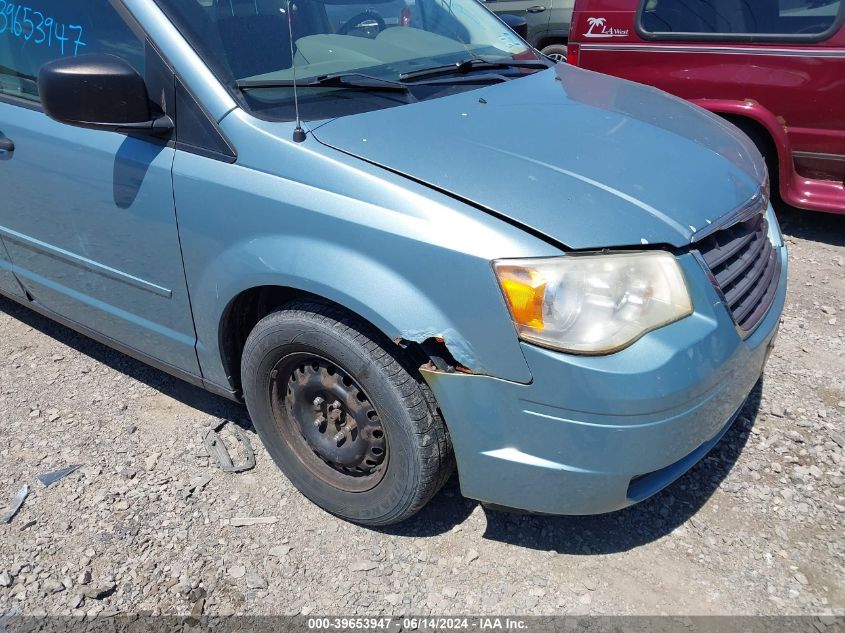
[540,44,568,63]
[726,116,781,205]
[241,299,454,526]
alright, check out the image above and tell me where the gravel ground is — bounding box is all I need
[0,206,843,618]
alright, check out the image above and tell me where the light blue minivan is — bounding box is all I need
[0,0,786,524]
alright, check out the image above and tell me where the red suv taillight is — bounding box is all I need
[566,43,580,66]
[401,6,411,26]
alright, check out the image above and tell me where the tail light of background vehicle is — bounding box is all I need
[401,6,411,26]
[567,43,580,66]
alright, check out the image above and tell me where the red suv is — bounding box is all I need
[567,0,845,215]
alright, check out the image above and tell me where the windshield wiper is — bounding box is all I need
[399,58,552,83]
[237,72,410,92]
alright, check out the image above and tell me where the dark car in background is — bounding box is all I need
[483,0,574,59]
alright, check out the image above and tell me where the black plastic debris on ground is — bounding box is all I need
[204,419,256,473]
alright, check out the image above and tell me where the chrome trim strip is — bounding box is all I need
[793,150,845,162]
[579,43,845,57]
[0,225,173,299]
[690,187,768,243]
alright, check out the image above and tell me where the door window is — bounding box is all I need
[639,0,843,40]
[0,0,144,103]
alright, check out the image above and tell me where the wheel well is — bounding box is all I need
[720,114,780,178]
[220,286,309,393]
[220,286,468,394]
[535,36,567,50]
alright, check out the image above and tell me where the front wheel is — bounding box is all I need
[241,299,454,526]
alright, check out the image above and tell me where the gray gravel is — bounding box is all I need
[0,207,843,617]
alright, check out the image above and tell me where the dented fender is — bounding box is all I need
[191,234,533,386]
[172,116,563,389]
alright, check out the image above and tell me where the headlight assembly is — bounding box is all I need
[494,252,693,355]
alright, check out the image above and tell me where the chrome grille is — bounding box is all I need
[695,212,780,334]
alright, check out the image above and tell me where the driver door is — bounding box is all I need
[0,0,200,376]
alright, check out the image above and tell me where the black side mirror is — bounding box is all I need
[499,14,529,40]
[38,53,173,136]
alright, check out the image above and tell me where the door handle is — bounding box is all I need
[526,5,546,11]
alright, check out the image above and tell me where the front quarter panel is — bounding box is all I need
[176,110,561,389]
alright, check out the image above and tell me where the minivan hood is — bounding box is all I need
[309,64,766,250]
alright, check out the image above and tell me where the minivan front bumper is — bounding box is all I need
[423,234,787,515]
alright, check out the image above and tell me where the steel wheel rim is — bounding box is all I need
[269,352,388,492]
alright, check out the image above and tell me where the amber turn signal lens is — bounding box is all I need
[496,266,546,329]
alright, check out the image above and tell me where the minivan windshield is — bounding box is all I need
[154,0,547,121]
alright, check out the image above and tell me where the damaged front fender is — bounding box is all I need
[191,234,537,388]
[175,120,555,389]
[396,336,478,375]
